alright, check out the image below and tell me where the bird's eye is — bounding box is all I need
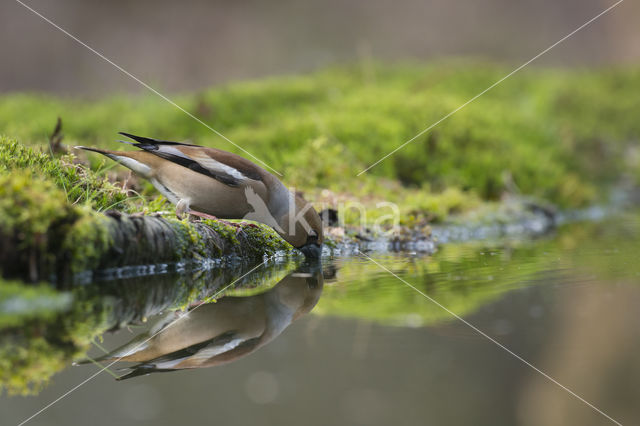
[306,234,318,245]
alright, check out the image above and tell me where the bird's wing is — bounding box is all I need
[115,330,237,370]
[119,132,264,187]
[114,332,264,380]
[114,337,263,380]
[73,317,174,366]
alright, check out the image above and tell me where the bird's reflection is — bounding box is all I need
[83,261,324,380]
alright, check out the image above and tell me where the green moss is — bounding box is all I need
[183,219,208,258]
[0,169,119,279]
[204,219,241,246]
[62,211,113,275]
[0,137,132,212]
[2,62,638,222]
[201,219,295,257]
[0,169,75,248]
[240,222,295,255]
[162,217,292,262]
[164,219,190,259]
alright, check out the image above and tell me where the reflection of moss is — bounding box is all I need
[0,280,71,328]
[316,217,640,325]
[0,279,105,396]
[2,216,640,395]
[0,335,71,396]
[0,259,301,395]
[316,251,513,326]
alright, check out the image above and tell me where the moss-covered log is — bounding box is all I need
[0,170,294,285]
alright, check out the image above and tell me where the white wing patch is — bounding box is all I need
[190,154,247,181]
[158,146,191,161]
[152,338,245,369]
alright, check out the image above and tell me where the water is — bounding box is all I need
[2,215,640,425]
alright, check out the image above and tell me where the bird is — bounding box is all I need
[74,262,324,379]
[76,132,323,258]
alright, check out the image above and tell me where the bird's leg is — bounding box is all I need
[189,210,241,230]
[187,209,259,233]
[189,210,223,221]
[175,199,190,220]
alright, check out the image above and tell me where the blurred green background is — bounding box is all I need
[2,0,639,224]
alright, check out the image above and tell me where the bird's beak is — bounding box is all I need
[299,243,322,259]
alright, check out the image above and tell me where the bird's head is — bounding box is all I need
[277,195,324,258]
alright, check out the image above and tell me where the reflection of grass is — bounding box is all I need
[0,279,106,396]
[2,63,639,222]
[316,249,522,326]
[316,217,640,326]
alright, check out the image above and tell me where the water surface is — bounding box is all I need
[2,215,640,426]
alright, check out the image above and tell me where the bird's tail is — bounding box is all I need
[72,332,153,366]
[72,352,117,366]
[115,364,176,381]
[74,145,116,156]
[75,145,152,178]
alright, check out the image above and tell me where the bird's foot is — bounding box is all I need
[175,199,191,220]
[235,222,260,231]
[231,222,261,236]
[240,222,260,228]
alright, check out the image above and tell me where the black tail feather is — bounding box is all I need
[118,132,195,148]
[116,365,175,381]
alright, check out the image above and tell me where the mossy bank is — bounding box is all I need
[0,141,294,284]
[1,62,639,225]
